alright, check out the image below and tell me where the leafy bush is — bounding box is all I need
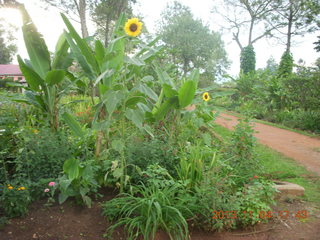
[0,182,31,217]
[125,137,179,180]
[14,127,74,182]
[102,182,197,240]
[236,178,276,226]
[227,119,259,182]
[57,159,100,207]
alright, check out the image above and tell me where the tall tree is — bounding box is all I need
[0,18,17,64]
[273,0,320,52]
[91,0,136,46]
[215,0,281,51]
[158,1,229,80]
[40,0,92,37]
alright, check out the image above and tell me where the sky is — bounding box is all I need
[1,0,319,77]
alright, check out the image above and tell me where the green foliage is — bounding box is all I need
[158,1,228,78]
[126,137,179,180]
[0,18,17,64]
[14,127,74,182]
[240,45,255,74]
[278,51,294,77]
[17,6,73,130]
[227,119,259,181]
[0,182,31,218]
[236,178,277,226]
[57,159,100,207]
[102,182,196,240]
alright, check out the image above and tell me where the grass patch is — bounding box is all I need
[213,124,320,205]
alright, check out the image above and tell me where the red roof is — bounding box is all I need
[0,64,23,76]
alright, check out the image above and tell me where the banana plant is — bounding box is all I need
[17,5,73,130]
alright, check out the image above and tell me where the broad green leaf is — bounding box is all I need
[20,6,51,78]
[125,108,144,128]
[113,168,123,179]
[111,139,125,153]
[52,33,72,70]
[45,70,66,86]
[125,96,146,108]
[62,112,85,137]
[95,40,105,68]
[141,75,154,83]
[178,81,196,108]
[124,56,145,66]
[58,193,69,204]
[153,97,178,121]
[17,55,43,91]
[94,69,114,86]
[135,84,158,102]
[64,31,94,78]
[111,13,126,37]
[61,13,100,74]
[153,63,175,87]
[163,84,178,98]
[189,69,200,84]
[104,90,124,115]
[63,158,80,180]
[106,37,125,71]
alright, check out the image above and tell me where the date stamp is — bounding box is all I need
[212,210,308,220]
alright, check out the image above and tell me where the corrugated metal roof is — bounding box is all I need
[0,64,23,76]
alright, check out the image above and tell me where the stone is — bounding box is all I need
[273,181,305,197]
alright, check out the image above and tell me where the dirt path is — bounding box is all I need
[215,113,320,176]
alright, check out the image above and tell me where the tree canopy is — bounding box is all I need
[158,1,229,82]
[0,18,17,64]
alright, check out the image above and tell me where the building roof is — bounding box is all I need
[0,64,23,76]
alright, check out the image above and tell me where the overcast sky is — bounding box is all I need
[1,0,319,77]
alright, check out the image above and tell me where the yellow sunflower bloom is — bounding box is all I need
[202,92,210,102]
[20,187,26,190]
[124,18,143,37]
[8,186,13,190]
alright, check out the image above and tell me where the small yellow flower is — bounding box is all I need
[17,188,21,191]
[8,186,13,190]
[202,92,210,102]
[124,18,143,37]
[20,187,26,190]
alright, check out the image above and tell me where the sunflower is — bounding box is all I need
[124,18,143,37]
[202,92,210,102]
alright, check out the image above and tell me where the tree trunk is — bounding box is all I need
[248,18,254,45]
[79,0,89,38]
[286,1,293,52]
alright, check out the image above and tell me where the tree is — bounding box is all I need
[40,0,92,37]
[158,1,228,80]
[271,0,320,52]
[215,0,281,51]
[91,0,136,46]
[240,45,255,74]
[214,0,282,74]
[0,18,17,64]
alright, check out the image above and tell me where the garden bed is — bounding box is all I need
[1,191,319,240]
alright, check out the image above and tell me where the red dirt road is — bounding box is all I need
[215,113,320,176]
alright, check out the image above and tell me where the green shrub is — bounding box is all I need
[227,119,259,182]
[14,127,74,182]
[0,181,31,218]
[125,137,179,180]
